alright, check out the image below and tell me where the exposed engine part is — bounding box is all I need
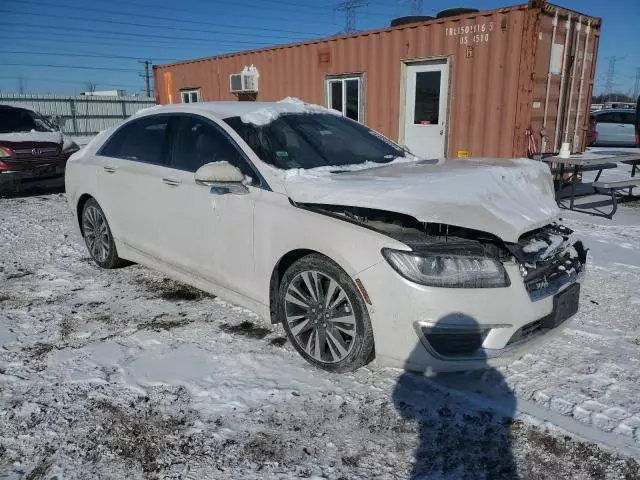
[295,203,510,260]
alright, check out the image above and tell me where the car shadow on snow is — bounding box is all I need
[392,315,518,479]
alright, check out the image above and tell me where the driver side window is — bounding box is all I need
[170,116,256,183]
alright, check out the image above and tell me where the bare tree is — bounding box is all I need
[85,81,97,94]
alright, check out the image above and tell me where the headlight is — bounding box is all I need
[0,146,13,158]
[381,248,510,288]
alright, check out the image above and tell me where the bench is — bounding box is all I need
[587,178,640,218]
[550,162,617,180]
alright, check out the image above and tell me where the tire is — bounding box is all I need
[278,254,375,372]
[81,198,128,269]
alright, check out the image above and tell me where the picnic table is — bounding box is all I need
[540,149,640,218]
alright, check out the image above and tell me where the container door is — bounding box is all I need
[403,61,449,158]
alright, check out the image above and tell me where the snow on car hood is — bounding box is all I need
[0,130,63,144]
[284,157,559,243]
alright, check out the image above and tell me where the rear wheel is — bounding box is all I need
[81,198,127,269]
[279,254,375,372]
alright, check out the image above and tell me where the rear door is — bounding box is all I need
[594,111,627,146]
[620,111,637,147]
[96,115,174,256]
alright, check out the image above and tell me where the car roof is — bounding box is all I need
[593,108,636,114]
[134,99,324,120]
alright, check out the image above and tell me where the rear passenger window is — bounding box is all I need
[621,112,637,125]
[170,116,256,181]
[596,112,622,124]
[100,116,169,165]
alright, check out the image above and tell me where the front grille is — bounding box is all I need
[423,329,489,357]
[14,147,59,157]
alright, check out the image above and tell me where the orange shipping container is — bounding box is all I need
[154,0,600,159]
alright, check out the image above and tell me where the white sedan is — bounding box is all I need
[65,99,587,373]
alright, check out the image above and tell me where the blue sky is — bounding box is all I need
[1,0,638,96]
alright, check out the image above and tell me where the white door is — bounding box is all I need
[150,114,259,299]
[96,115,172,257]
[403,61,449,158]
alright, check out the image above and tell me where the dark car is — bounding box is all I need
[0,104,79,193]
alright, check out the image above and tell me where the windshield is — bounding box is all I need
[0,108,56,134]
[224,113,406,170]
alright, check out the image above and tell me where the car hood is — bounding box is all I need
[283,158,559,243]
[0,130,63,146]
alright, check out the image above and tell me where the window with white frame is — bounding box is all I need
[326,76,363,122]
[181,89,201,103]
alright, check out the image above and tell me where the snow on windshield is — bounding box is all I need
[239,97,338,126]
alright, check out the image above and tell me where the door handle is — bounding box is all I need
[162,178,181,187]
[103,165,116,173]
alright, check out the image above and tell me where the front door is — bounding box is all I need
[403,60,449,158]
[151,114,260,300]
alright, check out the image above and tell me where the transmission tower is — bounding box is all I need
[603,56,624,104]
[410,0,423,15]
[336,0,368,34]
[633,67,640,99]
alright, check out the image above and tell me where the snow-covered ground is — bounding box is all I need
[1,188,639,478]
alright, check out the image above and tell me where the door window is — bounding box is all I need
[596,112,623,124]
[621,112,637,125]
[99,116,170,165]
[326,76,362,122]
[170,116,256,180]
[413,71,441,125]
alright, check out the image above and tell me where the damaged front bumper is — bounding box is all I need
[0,164,66,194]
[357,225,587,372]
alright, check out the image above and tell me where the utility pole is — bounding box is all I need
[336,0,368,34]
[410,0,423,15]
[17,75,25,94]
[139,60,152,97]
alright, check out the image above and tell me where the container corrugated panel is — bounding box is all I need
[154,2,600,157]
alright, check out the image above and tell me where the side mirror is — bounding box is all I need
[49,115,65,130]
[194,161,249,195]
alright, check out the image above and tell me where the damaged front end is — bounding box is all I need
[296,202,586,298]
[508,224,587,301]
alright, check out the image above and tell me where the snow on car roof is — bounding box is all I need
[134,97,337,125]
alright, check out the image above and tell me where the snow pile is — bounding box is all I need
[0,130,63,144]
[283,157,560,243]
[240,97,339,126]
[1,194,640,478]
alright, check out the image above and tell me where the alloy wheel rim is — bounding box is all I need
[83,206,110,263]
[284,271,357,364]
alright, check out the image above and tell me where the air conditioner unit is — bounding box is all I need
[229,65,259,93]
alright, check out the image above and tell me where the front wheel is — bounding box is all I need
[279,254,375,372]
[81,198,127,269]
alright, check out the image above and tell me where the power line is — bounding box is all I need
[0,76,141,89]
[0,28,266,51]
[17,0,332,36]
[0,50,179,62]
[1,23,298,47]
[336,0,369,33]
[2,63,140,73]
[0,8,312,42]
